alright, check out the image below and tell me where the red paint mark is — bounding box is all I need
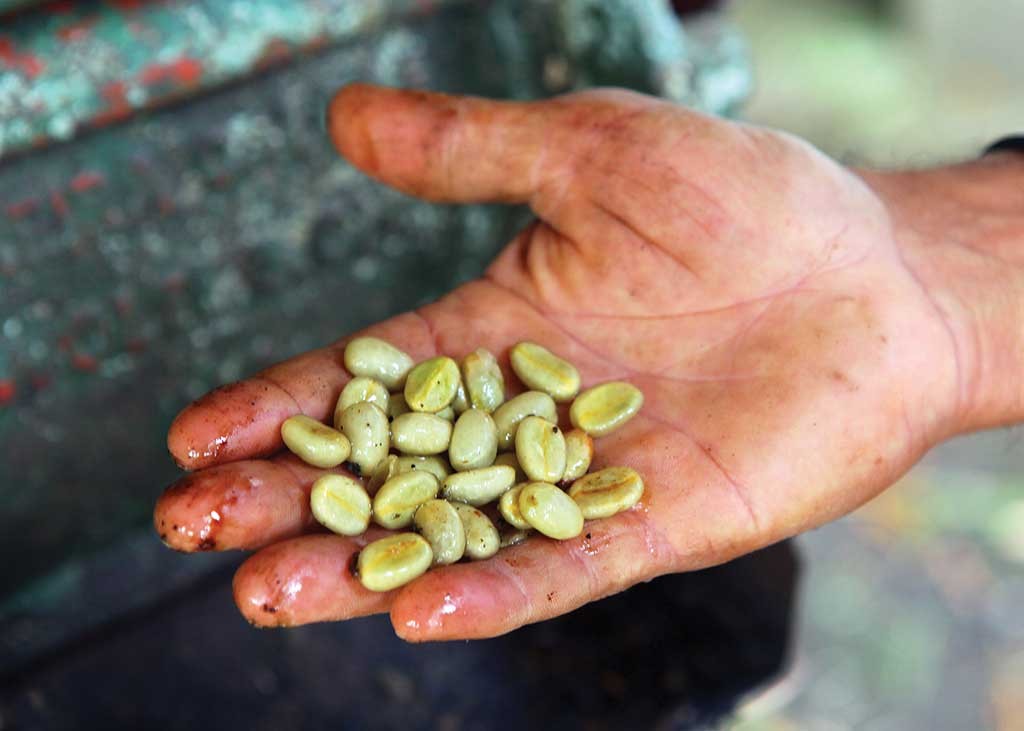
[6,198,37,218]
[163,273,186,292]
[70,171,105,192]
[48,1,76,12]
[90,107,132,127]
[0,380,14,405]
[0,39,45,79]
[71,353,98,372]
[30,373,51,391]
[255,38,292,70]
[93,81,132,127]
[57,18,96,42]
[126,337,147,353]
[140,57,203,86]
[109,0,147,10]
[50,191,69,218]
[101,81,126,104]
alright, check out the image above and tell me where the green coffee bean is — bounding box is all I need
[518,482,584,540]
[344,337,414,390]
[449,409,498,472]
[373,471,440,529]
[391,412,453,455]
[434,405,455,422]
[562,429,594,483]
[404,356,460,413]
[387,392,411,420]
[568,466,644,519]
[492,391,558,451]
[335,377,389,426]
[492,452,528,484]
[280,415,351,469]
[499,527,531,549]
[442,465,516,506]
[310,475,372,536]
[357,533,433,592]
[569,381,644,437]
[366,454,400,495]
[509,341,581,402]
[395,455,452,482]
[462,348,505,413]
[515,415,567,483]
[413,499,466,565]
[498,483,531,530]
[451,503,500,560]
[338,402,390,475]
[451,381,470,415]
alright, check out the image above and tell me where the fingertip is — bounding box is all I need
[167,378,297,470]
[234,534,393,628]
[327,82,382,173]
[389,562,527,642]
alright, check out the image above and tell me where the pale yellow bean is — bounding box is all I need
[366,454,400,495]
[373,471,440,529]
[518,482,584,540]
[310,475,372,536]
[492,391,558,451]
[404,356,460,413]
[391,412,453,455]
[493,452,528,484]
[334,377,389,426]
[413,499,466,565]
[434,405,455,422]
[344,337,414,390]
[568,466,644,519]
[395,455,452,482]
[451,381,470,415]
[441,465,516,506]
[498,483,531,530]
[451,503,500,560]
[280,415,351,469]
[562,429,594,482]
[338,402,390,475]
[515,416,567,483]
[462,348,505,413]
[499,527,531,549]
[357,533,433,592]
[449,409,498,471]
[387,392,411,420]
[569,381,644,437]
[509,341,580,402]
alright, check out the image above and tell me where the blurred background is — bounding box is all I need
[0,0,1021,729]
[726,2,1024,730]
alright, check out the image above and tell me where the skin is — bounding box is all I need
[154,84,1024,640]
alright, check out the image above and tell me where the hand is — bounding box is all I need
[154,85,1023,640]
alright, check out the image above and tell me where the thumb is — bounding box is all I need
[327,84,578,205]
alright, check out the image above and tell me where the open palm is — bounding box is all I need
[155,85,960,640]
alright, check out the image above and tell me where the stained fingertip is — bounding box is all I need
[167,378,299,470]
[390,561,529,642]
[233,534,393,627]
[154,460,312,553]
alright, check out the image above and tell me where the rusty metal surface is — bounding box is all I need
[0,0,468,159]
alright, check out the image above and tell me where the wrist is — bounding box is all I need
[857,154,1024,435]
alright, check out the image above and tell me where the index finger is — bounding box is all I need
[167,312,436,470]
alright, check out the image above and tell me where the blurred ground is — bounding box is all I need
[723,2,1024,729]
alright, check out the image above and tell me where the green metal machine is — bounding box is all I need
[0,1,753,713]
